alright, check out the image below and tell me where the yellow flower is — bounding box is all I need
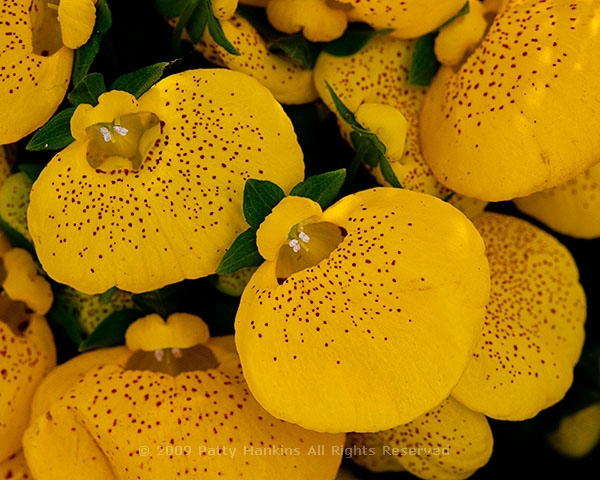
[547,402,600,458]
[452,212,586,420]
[27,68,304,295]
[313,33,487,219]
[513,162,600,239]
[0,0,97,144]
[347,396,493,480]
[193,14,319,104]
[23,313,345,479]
[0,244,56,464]
[235,187,491,433]
[0,450,32,480]
[420,0,600,201]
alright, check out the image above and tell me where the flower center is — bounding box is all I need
[276,221,347,283]
[30,0,63,57]
[124,344,219,375]
[85,112,160,171]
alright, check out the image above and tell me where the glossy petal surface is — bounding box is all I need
[452,212,586,420]
[236,188,490,432]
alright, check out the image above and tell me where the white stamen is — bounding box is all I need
[298,231,310,243]
[113,125,129,137]
[171,347,182,358]
[289,238,301,253]
[99,126,112,142]
[154,349,164,362]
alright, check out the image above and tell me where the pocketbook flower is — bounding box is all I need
[235,187,491,433]
[27,68,304,295]
[23,313,344,479]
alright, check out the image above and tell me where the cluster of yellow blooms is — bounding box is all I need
[1,0,599,479]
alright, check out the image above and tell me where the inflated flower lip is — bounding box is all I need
[236,187,491,433]
[452,212,586,420]
[27,68,304,295]
[420,0,600,202]
[0,246,56,464]
[194,13,319,104]
[0,0,96,144]
[347,396,493,480]
[313,33,488,220]
[513,161,600,239]
[345,0,468,39]
[23,313,345,479]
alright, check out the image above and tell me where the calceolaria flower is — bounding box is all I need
[0,0,97,144]
[313,33,487,219]
[420,0,600,201]
[347,396,493,480]
[27,68,304,295]
[235,187,491,433]
[0,239,56,465]
[23,313,345,479]
[547,401,600,458]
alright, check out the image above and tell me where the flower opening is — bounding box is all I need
[30,0,62,57]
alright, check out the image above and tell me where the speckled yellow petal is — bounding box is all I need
[24,339,344,479]
[266,0,348,42]
[0,172,34,244]
[348,396,493,480]
[0,0,73,144]
[194,14,318,104]
[2,248,53,315]
[547,402,600,458]
[0,145,14,185]
[354,103,408,161]
[421,0,600,201]
[236,187,490,433]
[125,313,211,351]
[0,312,56,462]
[0,450,33,480]
[345,0,467,39]
[27,69,304,294]
[211,0,238,19]
[452,212,586,420]
[313,35,487,219]
[513,162,600,239]
[58,0,96,49]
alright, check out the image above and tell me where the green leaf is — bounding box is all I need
[323,24,394,57]
[131,284,185,319]
[187,0,209,43]
[289,169,347,209]
[25,107,76,151]
[98,286,118,304]
[324,81,359,127]
[216,228,264,275]
[171,0,198,55]
[72,0,112,84]
[110,62,169,97]
[408,32,440,87]
[155,0,190,18]
[206,0,239,55]
[17,162,45,182]
[269,34,320,69]
[243,179,286,229]
[78,308,143,352]
[68,72,107,107]
[47,296,84,346]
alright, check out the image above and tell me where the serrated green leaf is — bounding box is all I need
[323,24,394,57]
[68,72,107,107]
[216,228,264,275]
[110,62,169,97]
[25,107,76,151]
[206,0,239,55]
[289,169,346,209]
[408,32,440,87]
[269,34,320,69]
[243,179,286,229]
[78,308,143,352]
[72,0,112,84]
